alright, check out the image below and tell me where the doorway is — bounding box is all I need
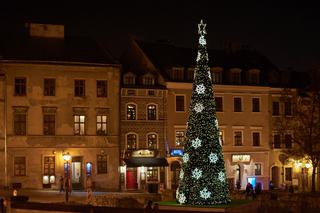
[126,168,138,190]
[235,164,241,186]
[71,156,83,190]
[271,166,280,188]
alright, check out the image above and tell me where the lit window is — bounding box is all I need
[147,134,157,150]
[97,80,108,97]
[14,157,26,176]
[175,131,186,147]
[147,104,157,120]
[147,167,158,182]
[96,115,107,135]
[97,155,107,174]
[74,115,86,135]
[255,163,262,175]
[126,104,136,120]
[44,156,55,175]
[127,134,137,150]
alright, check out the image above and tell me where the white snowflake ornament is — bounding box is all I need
[208,70,211,79]
[192,168,202,180]
[196,84,205,94]
[194,103,204,113]
[218,171,225,182]
[183,153,189,163]
[200,188,211,199]
[196,52,201,62]
[178,192,186,204]
[191,137,202,149]
[179,170,184,179]
[209,153,218,163]
[199,35,206,45]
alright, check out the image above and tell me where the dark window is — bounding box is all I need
[253,132,260,146]
[96,115,107,135]
[97,80,107,97]
[147,105,157,120]
[74,80,85,97]
[249,72,259,84]
[285,100,292,116]
[97,155,107,174]
[213,71,222,84]
[285,134,292,148]
[143,76,155,85]
[234,131,242,146]
[234,97,242,112]
[14,157,26,176]
[231,72,241,84]
[176,96,185,112]
[15,78,26,96]
[147,134,157,149]
[14,113,26,135]
[124,75,135,85]
[43,114,55,135]
[44,156,55,175]
[127,90,136,96]
[285,167,292,181]
[44,79,55,96]
[148,90,155,96]
[274,134,281,148]
[252,98,260,112]
[126,104,136,120]
[187,69,194,81]
[215,97,223,112]
[127,134,137,150]
[255,163,262,175]
[272,101,280,116]
[74,115,85,135]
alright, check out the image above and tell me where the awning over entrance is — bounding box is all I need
[124,157,169,167]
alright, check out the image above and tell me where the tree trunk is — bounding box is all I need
[311,164,316,193]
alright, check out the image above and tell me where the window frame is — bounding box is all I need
[252,97,260,112]
[254,163,262,176]
[233,130,243,146]
[96,114,108,136]
[146,167,159,182]
[273,133,281,149]
[43,114,56,135]
[74,114,86,135]
[97,155,108,174]
[43,78,56,96]
[14,156,26,176]
[233,97,242,112]
[175,130,186,147]
[175,95,185,112]
[215,96,223,112]
[252,131,261,146]
[14,77,27,96]
[43,156,55,175]
[126,103,137,120]
[147,104,157,120]
[147,133,158,150]
[14,112,27,136]
[272,101,280,116]
[96,80,108,97]
[74,79,85,97]
[126,133,138,151]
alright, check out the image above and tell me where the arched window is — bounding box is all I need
[147,133,158,150]
[123,72,136,85]
[147,104,157,120]
[126,133,137,150]
[126,103,137,120]
[142,73,155,86]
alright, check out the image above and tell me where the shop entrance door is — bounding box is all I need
[72,156,83,190]
[272,166,280,188]
[126,168,138,190]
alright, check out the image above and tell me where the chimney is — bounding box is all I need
[26,23,64,39]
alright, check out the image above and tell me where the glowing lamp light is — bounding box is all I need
[295,161,302,168]
[305,163,312,168]
[63,152,71,161]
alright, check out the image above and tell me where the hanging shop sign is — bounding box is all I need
[232,154,251,163]
[132,149,155,157]
[170,149,184,157]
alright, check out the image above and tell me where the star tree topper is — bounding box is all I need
[198,19,207,35]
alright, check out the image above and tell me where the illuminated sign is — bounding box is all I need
[170,149,184,157]
[132,149,155,157]
[232,154,251,163]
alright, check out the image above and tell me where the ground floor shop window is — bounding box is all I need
[147,167,158,182]
[44,156,55,176]
[97,155,107,174]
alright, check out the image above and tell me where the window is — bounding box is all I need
[273,134,281,148]
[43,114,55,135]
[126,104,136,120]
[175,131,186,147]
[175,95,185,112]
[124,73,135,85]
[14,157,26,176]
[252,132,260,146]
[14,113,26,135]
[142,75,155,86]
[127,89,136,96]
[272,101,280,116]
[212,71,223,84]
[284,100,292,116]
[15,77,26,96]
[172,67,184,81]
[248,70,260,84]
[284,134,292,148]
[96,115,107,135]
[148,90,155,96]
[215,97,223,112]
[230,69,241,84]
[234,131,243,146]
[234,97,242,112]
[147,134,157,149]
[97,80,107,97]
[219,130,224,145]
[255,163,262,175]
[44,156,55,175]
[147,104,157,120]
[44,79,55,96]
[74,80,85,97]
[147,167,158,182]
[97,155,107,174]
[285,167,292,181]
[252,98,260,112]
[127,134,137,150]
[74,115,85,135]
[187,68,194,81]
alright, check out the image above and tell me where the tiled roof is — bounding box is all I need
[0,35,117,65]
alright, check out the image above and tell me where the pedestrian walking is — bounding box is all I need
[59,176,64,192]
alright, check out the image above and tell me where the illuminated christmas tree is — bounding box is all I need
[176,20,231,205]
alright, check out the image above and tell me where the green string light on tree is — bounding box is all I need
[176,20,231,205]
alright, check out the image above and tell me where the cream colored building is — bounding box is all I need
[0,23,121,190]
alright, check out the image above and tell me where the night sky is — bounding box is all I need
[1,2,320,71]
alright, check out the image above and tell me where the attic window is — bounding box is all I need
[124,73,136,85]
[211,67,223,84]
[230,68,241,84]
[248,69,260,84]
[142,74,155,86]
[172,67,184,81]
[187,68,194,81]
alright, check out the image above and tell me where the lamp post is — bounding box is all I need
[63,152,71,203]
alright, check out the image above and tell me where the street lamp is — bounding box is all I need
[63,152,71,203]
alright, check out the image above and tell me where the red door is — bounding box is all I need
[126,168,138,190]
